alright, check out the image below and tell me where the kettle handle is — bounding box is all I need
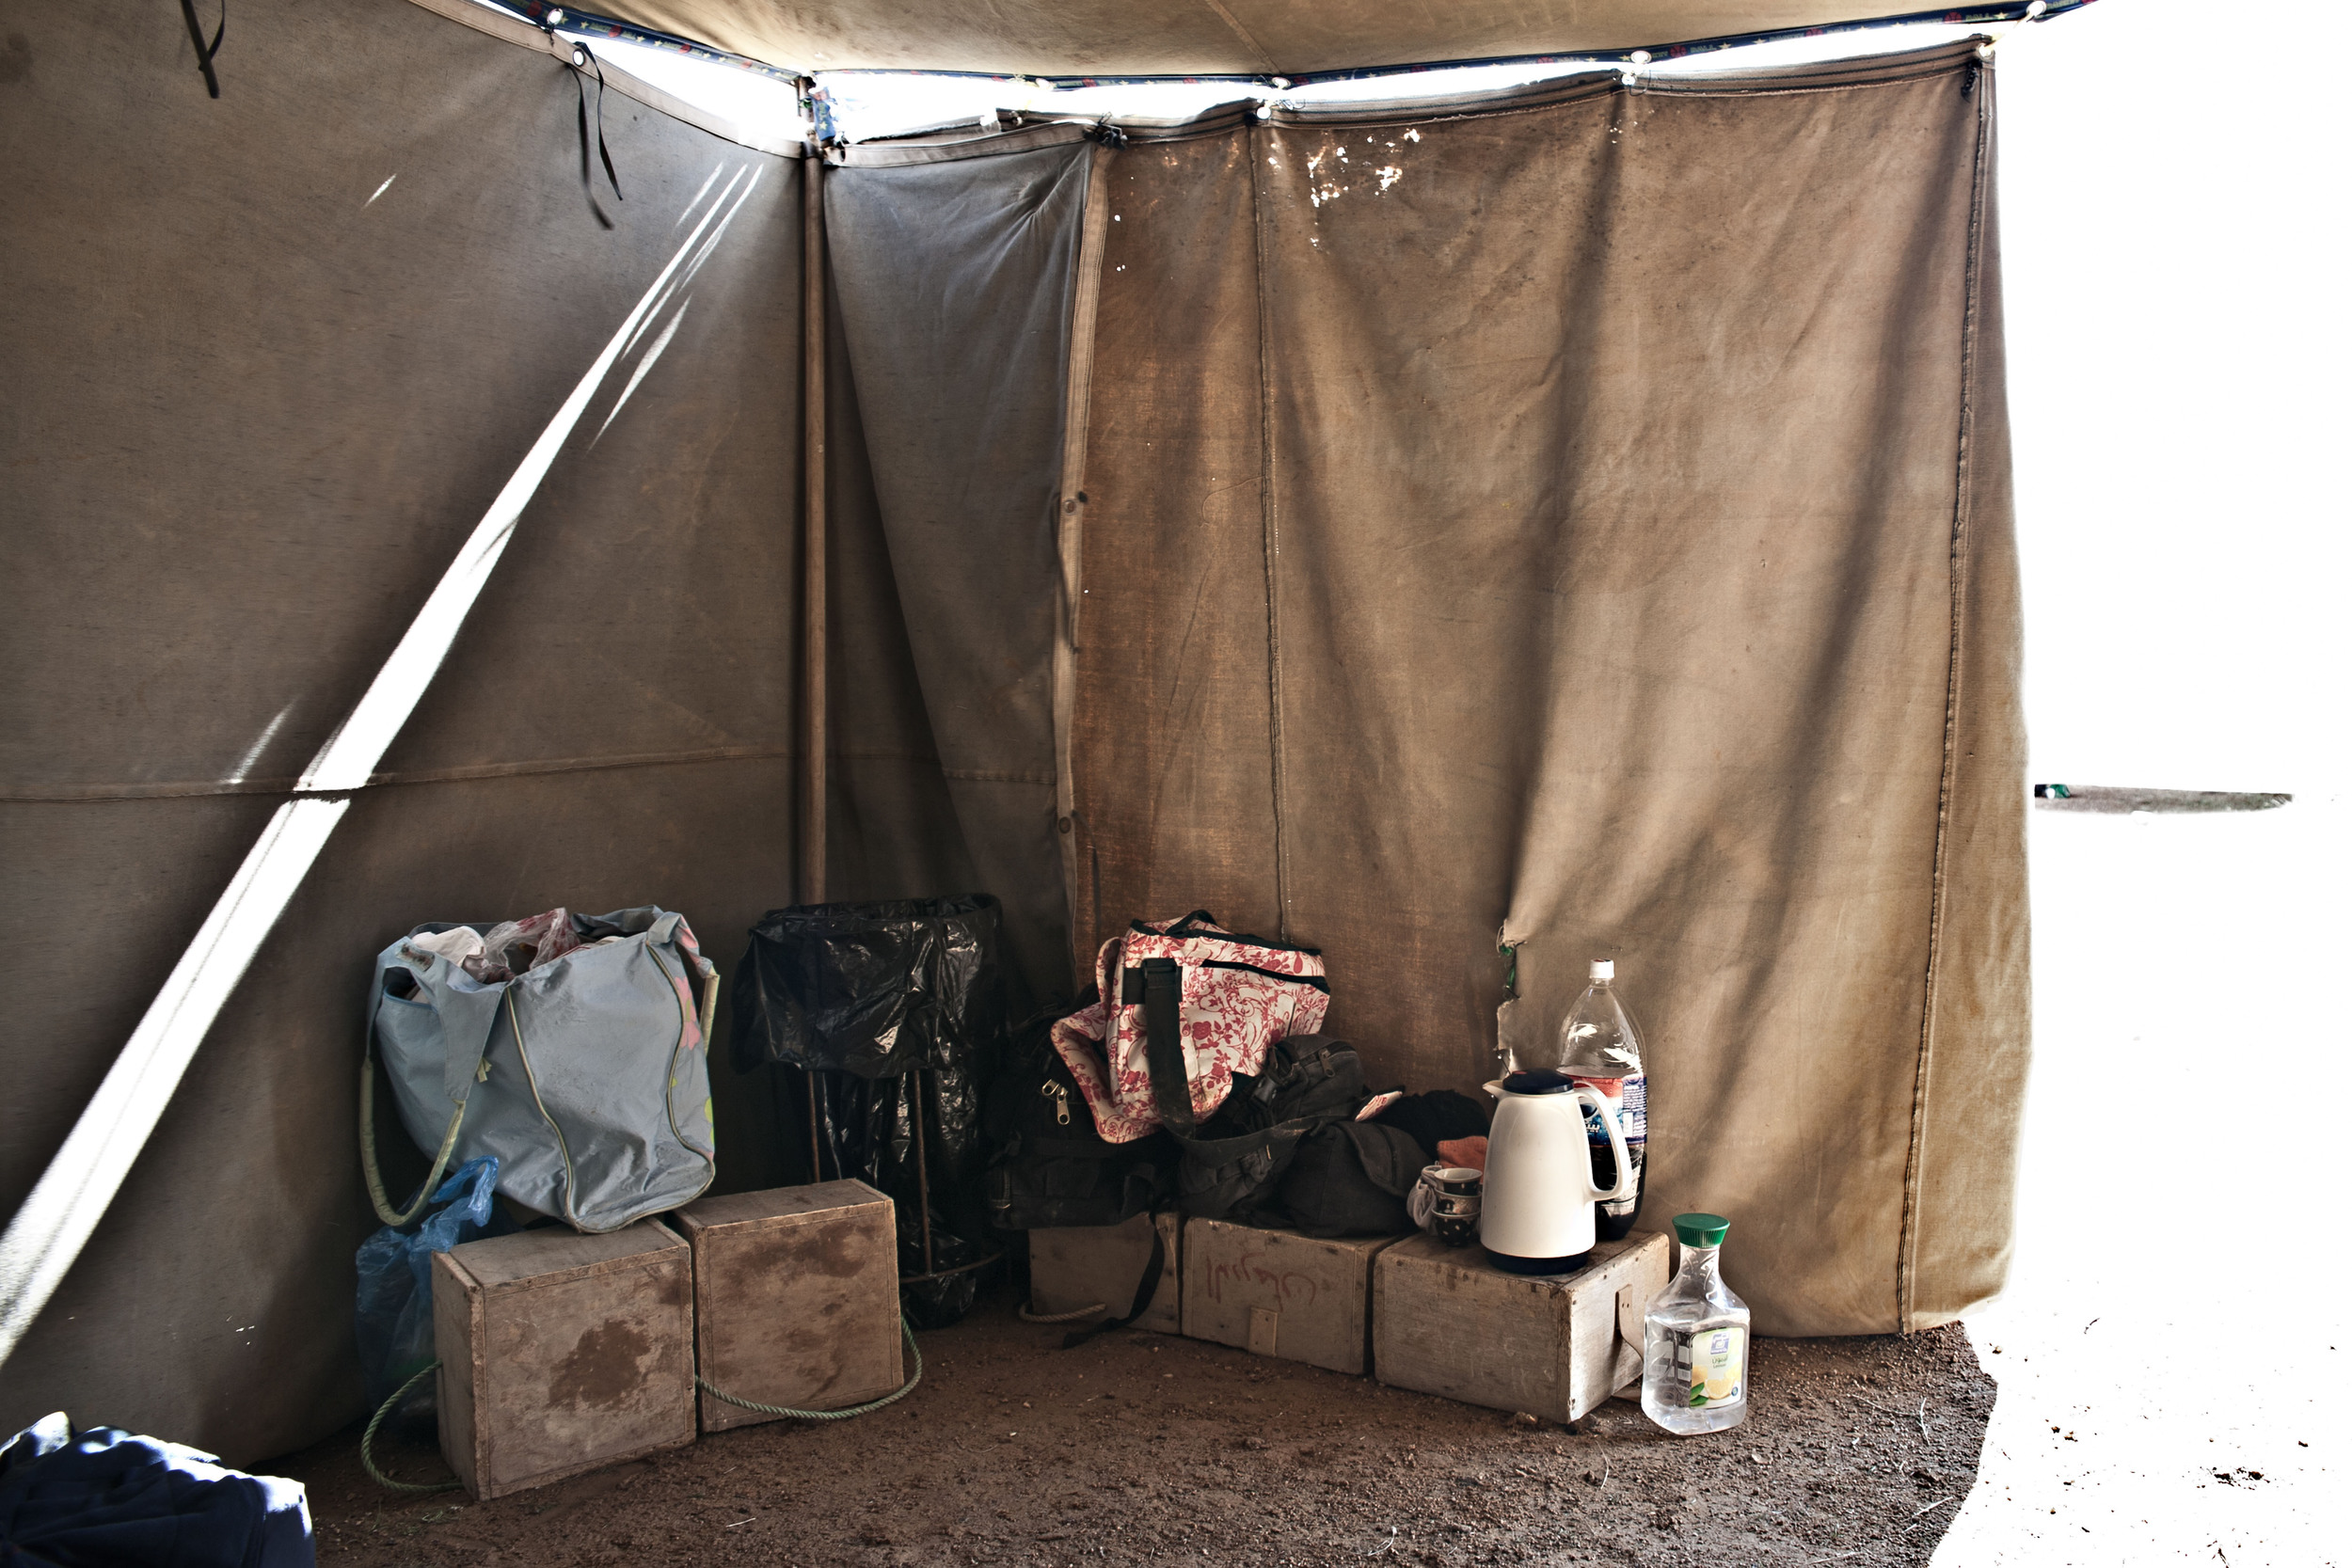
[1572,1085,1639,1203]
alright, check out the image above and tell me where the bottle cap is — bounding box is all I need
[1590,958,1614,981]
[1673,1212,1730,1247]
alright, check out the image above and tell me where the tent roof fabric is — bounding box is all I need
[578,0,2081,79]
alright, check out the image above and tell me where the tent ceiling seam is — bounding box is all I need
[1194,0,1279,74]
[577,0,2079,90]
[843,39,1989,156]
[402,0,808,157]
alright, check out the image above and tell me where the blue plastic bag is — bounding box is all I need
[354,1157,510,1410]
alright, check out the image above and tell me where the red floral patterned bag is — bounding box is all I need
[1051,911,1329,1144]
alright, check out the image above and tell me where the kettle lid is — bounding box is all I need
[1500,1068,1579,1095]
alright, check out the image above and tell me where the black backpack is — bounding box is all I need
[982,993,1175,1230]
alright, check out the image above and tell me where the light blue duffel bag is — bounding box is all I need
[361,907,718,1233]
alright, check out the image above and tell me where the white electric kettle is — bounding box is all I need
[1479,1069,1636,1274]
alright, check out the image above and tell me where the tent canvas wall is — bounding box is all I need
[1068,49,2026,1340]
[0,0,814,1459]
[1,0,2024,1465]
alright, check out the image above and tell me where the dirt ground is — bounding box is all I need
[287,1284,1995,1567]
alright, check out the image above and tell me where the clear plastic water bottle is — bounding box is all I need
[1555,958,1645,1241]
[1642,1212,1751,1435]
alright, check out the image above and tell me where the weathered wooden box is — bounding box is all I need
[673,1180,903,1432]
[1373,1230,1670,1422]
[432,1220,694,1499]
[1026,1212,1183,1335]
[1181,1218,1404,1375]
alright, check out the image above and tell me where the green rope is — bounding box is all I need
[364,1321,915,1492]
[361,1362,463,1494]
[697,1316,922,1420]
[1018,1300,1107,1324]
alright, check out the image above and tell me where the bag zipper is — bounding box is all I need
[502,987,584,1229]
[647,943,721,1171]
[1121,958,1330,1003]
[1198,958,1330,993]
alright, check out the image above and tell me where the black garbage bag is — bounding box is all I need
[737,897,1008,1326]
[805,1066,996,1325]
[731,895,1005,1078]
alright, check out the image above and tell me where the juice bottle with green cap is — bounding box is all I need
[1641,1212,1751,1434]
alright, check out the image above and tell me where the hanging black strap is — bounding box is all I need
[1059,1218,1167,1350]
[567,41,624,230]
[1137,958,1197,1136]
[178,0,226,99]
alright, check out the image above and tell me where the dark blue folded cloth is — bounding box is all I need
[0,1413,312,1568]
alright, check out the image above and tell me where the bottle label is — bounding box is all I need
[1577,1073,1646,1219]
[1574,1073,1646,1145]
[1671,1324,1745,1408]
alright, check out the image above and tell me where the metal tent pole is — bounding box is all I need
[800,122,828,909]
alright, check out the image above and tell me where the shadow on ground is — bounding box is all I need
[286,1288,1994,1565]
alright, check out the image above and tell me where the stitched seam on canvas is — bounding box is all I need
[1055,142,1115,981]
[1197,0,1279,73]
[3,745,809,802]
[399,0,805,158]
[966,53,1975,152]
[1254,56,1974,135]
[942,769,1057,786]
[1900,59,1992,1334]
[1249,128,1292,942]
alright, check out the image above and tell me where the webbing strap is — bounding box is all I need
[1137,958,1195,1135]
[177,0,226,99]
[568,42,625,229]
[1059,1220,1167,1350]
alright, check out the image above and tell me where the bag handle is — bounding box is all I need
[1137,958,1197,1136]
[359,1010,470,1228]
[359,960,485,1228]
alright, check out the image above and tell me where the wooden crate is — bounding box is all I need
[1180,1218,1403,1375]
[432,1221,694,1499]
[1372,1230,1670,1423]
[673,1180,903,1432]
[1026,1212,1183,1335]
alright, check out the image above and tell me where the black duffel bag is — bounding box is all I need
[1277,1120,1424,1237]
[1132,955,1420,1234]
[984,994,1176,1230]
